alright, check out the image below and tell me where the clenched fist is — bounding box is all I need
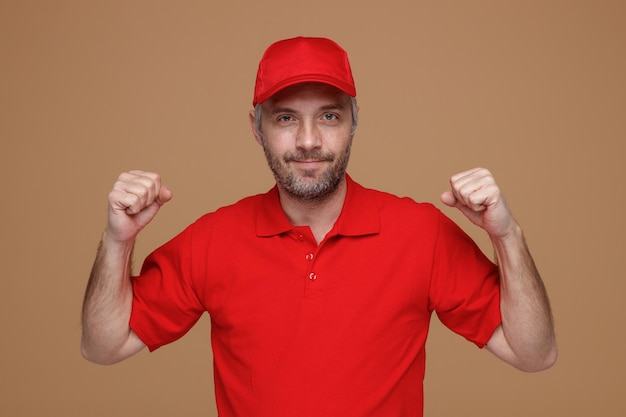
[440,167,517,239]
[106,170,173,243]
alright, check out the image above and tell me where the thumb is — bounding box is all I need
[440,190,457,208]
[155,186,173,206]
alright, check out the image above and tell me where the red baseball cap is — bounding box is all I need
[253,36,357,106]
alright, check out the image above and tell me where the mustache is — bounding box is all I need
[284,151,334,162]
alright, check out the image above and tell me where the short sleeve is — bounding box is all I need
[129,225,205,351]
[428,212,502,347]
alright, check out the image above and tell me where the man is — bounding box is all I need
[81,37,557,416]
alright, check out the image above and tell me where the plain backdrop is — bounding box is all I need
[1,1,624,416]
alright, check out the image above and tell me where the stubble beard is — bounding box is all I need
[262,139,352,202]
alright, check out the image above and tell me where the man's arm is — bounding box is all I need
[441,168,557,372]
[81,171,172,365]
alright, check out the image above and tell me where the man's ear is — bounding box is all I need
[249,109,262,145]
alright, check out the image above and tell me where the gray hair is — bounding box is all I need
[254,97,359,140]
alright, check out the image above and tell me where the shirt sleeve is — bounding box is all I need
[129,224,205,351]
[428,211,502,348]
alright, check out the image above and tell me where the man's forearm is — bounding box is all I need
[81,233,143,364]
[492,224,557,370]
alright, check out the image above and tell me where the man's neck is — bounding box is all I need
[277,176,348,244]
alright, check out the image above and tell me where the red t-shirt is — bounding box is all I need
[130,175,501,417]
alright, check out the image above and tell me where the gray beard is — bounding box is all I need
[262,141,352,202]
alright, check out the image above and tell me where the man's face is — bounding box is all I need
[252,83,355,202]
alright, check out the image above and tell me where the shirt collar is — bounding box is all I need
[256,174,380,238]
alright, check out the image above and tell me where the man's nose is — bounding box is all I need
[296,120,322,151]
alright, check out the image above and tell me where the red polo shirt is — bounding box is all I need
[130,175,501,417]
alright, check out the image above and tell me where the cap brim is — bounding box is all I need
[254,74,356,106]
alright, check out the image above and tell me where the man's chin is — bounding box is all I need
[282,175,342,201]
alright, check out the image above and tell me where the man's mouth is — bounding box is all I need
[285,153,333,164]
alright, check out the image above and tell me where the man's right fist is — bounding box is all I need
[106,170,173,242]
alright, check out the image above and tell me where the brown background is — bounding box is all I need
[1,1,624,416]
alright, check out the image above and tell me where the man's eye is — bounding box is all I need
[323,113,338,121]
[278,115,293,122]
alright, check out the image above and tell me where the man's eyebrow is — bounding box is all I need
[269,107,296,115]
[320,103,347,111]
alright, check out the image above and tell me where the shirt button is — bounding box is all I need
[305,253,314,261]
[298,233,304,241]
[309,272,317,281]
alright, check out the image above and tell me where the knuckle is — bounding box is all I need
[134,187,149,201]
[118,171,134,181]
[130,192,141,203]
